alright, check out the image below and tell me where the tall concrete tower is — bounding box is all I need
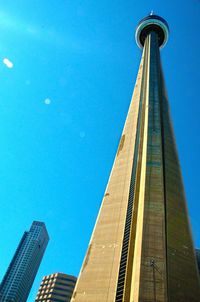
[72,14,200,302]
[0,221,49,302]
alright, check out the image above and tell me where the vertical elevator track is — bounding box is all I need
[115,36,150,302]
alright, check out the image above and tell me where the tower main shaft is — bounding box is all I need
[71,14,200,302]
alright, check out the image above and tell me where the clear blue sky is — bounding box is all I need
[0,1,199,301]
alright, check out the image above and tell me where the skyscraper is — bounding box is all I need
[71,14,200,302]
[35,272,76,302]
[0,221,49,302]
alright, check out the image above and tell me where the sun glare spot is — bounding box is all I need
[44,98,51,105]
[3,58,13,68]
[25,80,31,85]
[80,131,86,138]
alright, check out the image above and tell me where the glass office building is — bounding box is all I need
[0,221,49,302]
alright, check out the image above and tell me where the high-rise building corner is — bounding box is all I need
[0,221,49,302]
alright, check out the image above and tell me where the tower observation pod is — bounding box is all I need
[135,14,169,49]
[72,14,200,302]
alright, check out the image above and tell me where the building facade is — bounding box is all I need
[0,221,49,302]
[35,273,76,302]
[196,249,200,275]
[72,14,200,302]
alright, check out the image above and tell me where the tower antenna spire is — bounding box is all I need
[150,10,154,15]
